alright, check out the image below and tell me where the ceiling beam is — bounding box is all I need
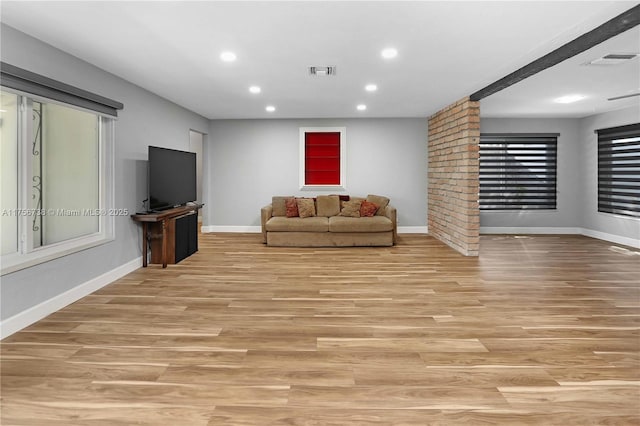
[469,4,640,101]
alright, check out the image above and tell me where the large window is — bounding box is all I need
[1,63,122,274]
[479,134,558,210]
[299,127,346,190]
[597,123,640,218]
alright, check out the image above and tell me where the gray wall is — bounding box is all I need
[479,117,581,229]
[579,106,640,241]
[203,118,428,228]
[0,25,209,320]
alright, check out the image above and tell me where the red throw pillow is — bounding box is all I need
[360,200,378,217]
[285,197,299,217]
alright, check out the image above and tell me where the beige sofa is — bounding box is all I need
[261,194,397,247]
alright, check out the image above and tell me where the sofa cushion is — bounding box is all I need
[266,216,329,232]
[272,196,292,217]
[316,195,341,217]
[296,198,316,218]
[329,216,393,233]
[340,196,363,210]
[285,197,299,217]
[360,200,378,217]
[339,199,362,217]
[367,194,390,216]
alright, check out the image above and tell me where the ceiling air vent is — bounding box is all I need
[309,66,337,76]
[584,53,639,66]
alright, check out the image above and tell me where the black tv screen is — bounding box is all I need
[148,146,197,211]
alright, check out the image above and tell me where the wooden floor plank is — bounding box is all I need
[2,233,639,425]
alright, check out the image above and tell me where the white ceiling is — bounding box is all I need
[1,1,638,119]
[481,25,640,118]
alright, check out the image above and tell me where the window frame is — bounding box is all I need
[597,123,640,219]
[1,88,115,276]
[299,127,346,191]
[479,133,558,211]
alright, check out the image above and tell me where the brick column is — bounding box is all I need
[427,97,480,256]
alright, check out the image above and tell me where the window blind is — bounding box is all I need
[479,134,558,210]
[597,123,640,218]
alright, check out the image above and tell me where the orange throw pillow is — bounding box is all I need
[285,197,299,217]
[360,200,378,217]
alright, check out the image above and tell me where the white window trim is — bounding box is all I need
[1,90,115,276]
[299,126,346,191]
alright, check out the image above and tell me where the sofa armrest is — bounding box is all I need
[261,204,273,243]
[385,205,397,245]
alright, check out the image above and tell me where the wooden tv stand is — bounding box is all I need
[131,204,202,268]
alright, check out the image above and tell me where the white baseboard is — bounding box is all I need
[398,226,429,234]
[0,256,142,339]
[581,228,640,249]
[201,225,261,233]
[480,227,582,235]
[480,227,639,249]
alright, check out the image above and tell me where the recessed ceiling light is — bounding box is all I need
[265,105,276,112]
[554,94,586,104]
[365,84,378,92]
[220,51,237,62]
[357,104,367,111]
[381,48,398,59]
[249,86,261,94]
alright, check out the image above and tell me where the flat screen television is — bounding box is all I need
[148,146,197,211]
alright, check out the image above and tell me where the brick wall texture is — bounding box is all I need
[427,97,480,256]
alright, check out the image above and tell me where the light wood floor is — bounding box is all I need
[2,233,639,425]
